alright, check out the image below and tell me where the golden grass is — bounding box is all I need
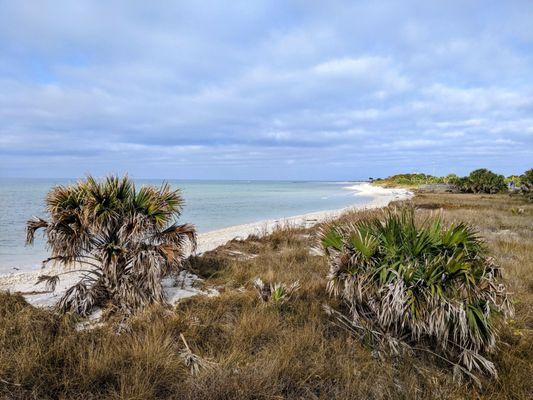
[0,193,531,399]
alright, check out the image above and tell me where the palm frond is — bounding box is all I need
[57,278,106,316]
[25,217,48,245]
[35,274,60,292]
[179,334,215,375]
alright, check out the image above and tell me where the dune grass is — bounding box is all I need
[0,193,531,399]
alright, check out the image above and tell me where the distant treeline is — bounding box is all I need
[373,168,533,196]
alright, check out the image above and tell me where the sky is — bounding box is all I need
[0,1,532,180]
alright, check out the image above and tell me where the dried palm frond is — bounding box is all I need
[26,217,48,245]
[179,333,215,375]
[35,274,60,292]
[253,278,270,302]
[57,278,106,316]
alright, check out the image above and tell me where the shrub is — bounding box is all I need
[518,168,533,202]
[452,176,471,191]
[319,206,512,383]
[445,173,463,186]
[521,168,533,188]
[253,277,300,306]
[444,173,460,184]
[26,175,196,316]
[460,169,506,194]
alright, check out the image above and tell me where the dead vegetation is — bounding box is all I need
[1,193,532,399]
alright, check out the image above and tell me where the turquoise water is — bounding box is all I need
[0,179,370,273]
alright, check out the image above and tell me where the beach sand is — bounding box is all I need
[0,183,411,308]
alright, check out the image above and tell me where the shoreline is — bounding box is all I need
[0,183,411,307]
[196,183,410,253]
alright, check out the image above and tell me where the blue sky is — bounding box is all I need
[0,1,532,180]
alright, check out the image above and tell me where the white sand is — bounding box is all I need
[0,183,411,308]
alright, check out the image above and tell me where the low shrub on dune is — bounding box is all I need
[319,206,513,384]
[26,175,197,316]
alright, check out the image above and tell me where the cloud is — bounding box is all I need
[0,0,532,179]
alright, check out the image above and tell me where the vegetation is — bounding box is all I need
[25,175,196,316]
[1,193,531,399]
[505,175,522,187]
[375,168,518,194]
[521,168,533,198]
[522,168,533,188]
[372,173,450,188]
[457,169,507,194]
[253,277,301,306]
[319,206,512,383]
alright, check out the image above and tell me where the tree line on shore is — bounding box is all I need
[374,168,533,197]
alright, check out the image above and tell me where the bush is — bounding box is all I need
[521,168,533,188]
[517,168,533,202]
[455,169,506,194]
[320,206,512,383]
[463,168,507,193]
[445,174,466,187]
[25,175,197,316]
[375,171,508,193]
[444,173,460,184]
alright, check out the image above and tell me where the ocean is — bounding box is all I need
[0,179,372,274]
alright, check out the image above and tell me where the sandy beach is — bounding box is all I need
[0,183,411,308]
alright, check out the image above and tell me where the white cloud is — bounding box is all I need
[0,1,532,178]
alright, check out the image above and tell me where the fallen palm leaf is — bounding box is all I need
[179,333,216,375]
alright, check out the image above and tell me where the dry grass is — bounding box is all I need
[1,193,532,399]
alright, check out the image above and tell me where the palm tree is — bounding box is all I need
[319,206,512,383]
[26,175,196,316]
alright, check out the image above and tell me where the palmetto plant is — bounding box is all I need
[26,176,196,316]
[319,206,512,383]
[253,277,300,306]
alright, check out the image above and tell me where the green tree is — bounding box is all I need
[465,169,506,193]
